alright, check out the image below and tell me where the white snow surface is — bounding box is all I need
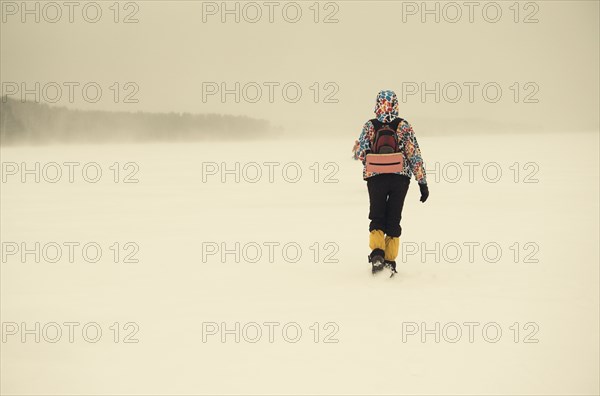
[1,131,598,395]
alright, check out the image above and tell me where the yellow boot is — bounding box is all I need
[384,236,399,261]
[369,230,386,268]
[384,236,399,275]
[369,230,385,251]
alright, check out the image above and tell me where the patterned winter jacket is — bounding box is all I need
[356,90,427,184]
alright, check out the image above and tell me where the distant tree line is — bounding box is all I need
[0,97,279,145]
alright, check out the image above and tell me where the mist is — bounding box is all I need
[1,1,599,395]
[1,97,279,145]
[1,1,598,137]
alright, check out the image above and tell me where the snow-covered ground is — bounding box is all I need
[1,131,598,395]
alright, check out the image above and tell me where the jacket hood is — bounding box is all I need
[374,90,399,123]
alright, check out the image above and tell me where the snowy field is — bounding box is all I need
[1,131,598,395]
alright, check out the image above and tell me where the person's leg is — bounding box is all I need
[367,175,389,261]
[384,236,400,261]
[384,175,410,263]
[369,230,385,257]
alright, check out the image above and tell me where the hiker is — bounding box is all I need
[355,90,429,275]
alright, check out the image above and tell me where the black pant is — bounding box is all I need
[367,174,410,237]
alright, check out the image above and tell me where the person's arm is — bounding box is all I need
[357,121,374,164]
[351,140,360,159]
[400,120,429,202]
[400,120,427,184]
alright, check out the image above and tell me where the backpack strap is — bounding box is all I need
[371,117,404,131]
[370,118,382,131]
[390,117,404,131]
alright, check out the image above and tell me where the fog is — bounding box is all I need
[1,1,599,395]
[1,1,598,136]
[1,97,279,144]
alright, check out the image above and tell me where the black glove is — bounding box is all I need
[419,183,429,203]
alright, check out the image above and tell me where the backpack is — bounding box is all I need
[370,118,403,154]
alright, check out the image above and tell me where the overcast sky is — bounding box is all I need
[1,1,598,134]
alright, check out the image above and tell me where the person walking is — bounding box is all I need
[355,90,429,275]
